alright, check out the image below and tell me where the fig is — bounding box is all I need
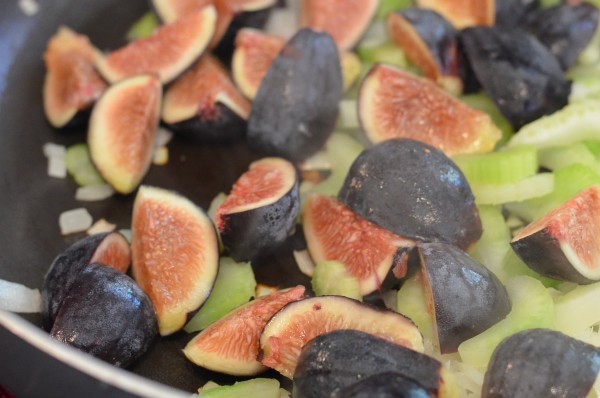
[131,186,219,336]
[299,0,379,50]
[482,329,600,398]
[524,3,599,70]
[418,242,511,353]
[43,26,106,129]
[50,264,157,368]
[161,55,250,143]
[183,286,305,376]
[302,194,414,295]
[415,0,495,28]
[338,139,482,250]
[387,8,462,93]
[95,6,216,83]
[88,74,161,194]
[511,185,600,284]
[495,0,539,28]
[216,157,299,261]
[259,295,424,378]
[459,26,571,130]
[294,330,455,398]
[246,28,343,162]
[358,64,501,156]
[41,232,130,330]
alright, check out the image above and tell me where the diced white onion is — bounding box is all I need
[155,127,174,147]
[293,249,315,277]
[153,146,169,165]
[18,0,39,16]
[86,218,116,235]
[59,208,93,235]
[119,229,132,243]
[47,156,67,178]
[42,142,66,158]
[0,279,42,313]
[75,184,114,201]
[264,7,298,39]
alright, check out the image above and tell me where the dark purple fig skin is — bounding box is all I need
[418,242,511,354]
[524,3,599,70]
[495,0,539,28]
[247,28,343,162]
[166,104,246,144]
[41,232,128,330]
[459,27,570,130]
[293,330,442,398]
[50,264,157,368]
[483,329,600,398]
[338,139,482,250]
[335,372,433,398]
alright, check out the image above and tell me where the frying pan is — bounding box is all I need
[0,0,308,395]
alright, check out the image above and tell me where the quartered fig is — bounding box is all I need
[43,26,106,129]
[524,3,599,70]
[511,185,600,284]
[495,0,539,28]
[415,0,494,28]
[88,74,161,194]
[162,55,250,143]
[418,242,511,353]
[131,186,219,336]
[247,28,343,162]
[483,329,600,398]
[338,139,482,250]
[50,264,157,368]
[183,286,305,376]
[259,295,424,379]
[294,330,456,398]
[358,65,501,156]
[459,26,571,130]
[216,157,299,261]
[41,232,130,329]
[302,194,414,295]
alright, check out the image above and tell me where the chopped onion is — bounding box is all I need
[86,218,116,235]
[338,99,359,130]
[293,249,315,277]
[75,184,114,201]
[43,142,66,158]
[153,146,169,165]
[47,155,67,178]
[155,127,174,147]
[0,279,42,313]
[59,208,93,235]
[18,0,39,16]
[264,7,298,39]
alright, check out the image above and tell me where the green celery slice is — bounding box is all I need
[554,281,600,337]
[469,205,510,281]
[570,77,600,103]
[396,273,435,342]
[376,0,414,19]
[538,142,596,170]
[126,12,159,41]
[311,261,362,301]
[198,379,280,398]
[65,143,105,186]
[357,41,407,68]
[460,94,514,145]
[583,140,600,157]
[471,173,554,205]
[501,249,560,288]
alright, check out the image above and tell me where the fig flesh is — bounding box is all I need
[338,139,482,250]
[41,232,130,330]
[216,157,299,261]
[358,64,501,156]
[247,28,343,162]
[511,185,600,284]
[162,55,250,143]
[418,242,511,353]
[50,264,157,368]
[459,26,571,130]
[483,329,600,398]
[43,26,106,129]
[88,74,161,194]
[416,0,495,28]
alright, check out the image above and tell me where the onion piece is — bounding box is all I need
[75,184,114,201]
[59,208,93,235]
[293,249,315,277]
[43,142,66,158]
[153,146,169,165]
[18,0,39,16]
[0,279,42,313]
[86,218,117,235]
[155,127,174,148]
[47,156,67,178]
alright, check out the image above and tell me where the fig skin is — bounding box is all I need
[482,329,600,398]
[167,103,246,144]
[50,264,157,368]
[418,242,511,353]
[338,139,482,250]
[459,26,571,130]
[495,0,539,28]
[247,28,343,162]
[336,372,434,398]
[293,330,444,398]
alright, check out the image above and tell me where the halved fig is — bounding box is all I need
[459,27,571,130]
[495,0,539,28]
[338,139,482,250]
[162,55,250,143]
[302,194,414,295]
[416,0,495,28]
[299,0,379,50]
[511,185,600,284]
[418,242,511,353]
[88,74,161,194]
[51,264,157,368]
[41,232,131,330]
[294,330,456,398]
[358,64,501,156]
[483,329,600,398]
[524,3,599,70]
[216,157,299,261]
[95,6,216,83]
[43,26,106,128]
[387,9,462,93]
[131,185,219,336]
[183,285,305,376]
[259,295,424,378]
[247,29,342,161]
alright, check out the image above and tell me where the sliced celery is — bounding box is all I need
[570,77,600,103]
[579,11,600,65]
[376,0,414,19]
[336,99,359,131]
[198,379,280,398]
[126,12,159,41]
[554,281,600,337]
[469,205,510,281]
[311,261,362,301]
[357,41,407,69]
[584,140,600,157]
[65,143,105,186]
[396,273,435,342]
[471,173,554,205]
[460,94,514,145]
[538,143,596,171]
[501,249,560,288]
[567,62,600,80]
